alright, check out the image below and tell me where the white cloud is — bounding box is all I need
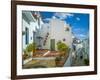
[43,18,51,21]
[73,28,87,39]
[54,12,74,20]
[76,17,80,21]
[73,28,85,33]
[52,16,57,19]
[73,28,81,31]
[79,34,86,37]
[74,33,86,39]
[43,13,74,21]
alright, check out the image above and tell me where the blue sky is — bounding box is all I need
[40,11,89,40]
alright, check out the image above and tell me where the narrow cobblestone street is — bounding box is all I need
[71,48,86,66]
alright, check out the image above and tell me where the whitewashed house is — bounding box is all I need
[39,18,72,51]
[22,11,44,52]
[22,11,72,52]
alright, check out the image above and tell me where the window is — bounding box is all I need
[25,27,29,44]
[31,37,32,40]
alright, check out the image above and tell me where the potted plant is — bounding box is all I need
[56,41,69,67]
[57,41,69,57]
[22,50,29,60]
[25,42,37,57]
[84,58,89,65]
[55,56,62,67]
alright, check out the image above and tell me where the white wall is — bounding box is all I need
[41,18,72,50]
[30,21,38,43]
[22,19,30,50]
[22,13,39,50]
[0,0,99,80]
[50,18,72,50]
[40,23,50,49]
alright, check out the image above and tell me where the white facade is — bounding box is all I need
[50,18,72,50]
[39,23,50,49]
[22,11,43,51]
[39,18,72,51]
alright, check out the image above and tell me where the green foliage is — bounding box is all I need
[57,41,69,56]
[57,41,69,52]
[84,58,89,65]
[55,56,62,61]
[26,42,37,53]
[23,53,29,60]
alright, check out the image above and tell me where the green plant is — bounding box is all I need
[56,56,62,61]
[26,42,37,53]
[57,41,69,56]
[23,53,28,60]
[55,56,61,66]
[84,58,89,65]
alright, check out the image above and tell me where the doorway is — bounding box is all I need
[50,39,55,51]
